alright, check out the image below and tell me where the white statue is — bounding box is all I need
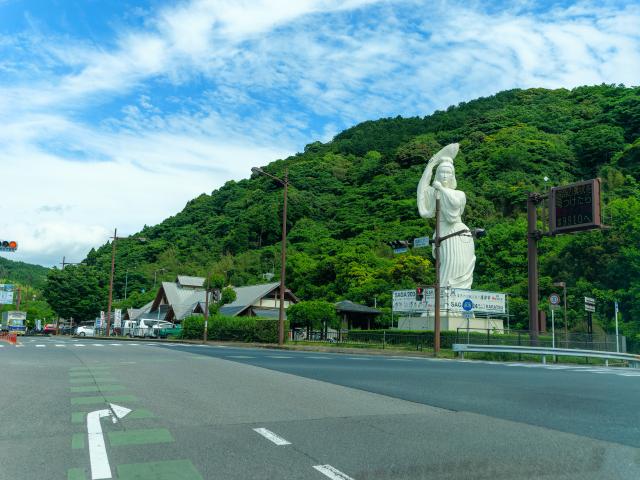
[417,143,475,289]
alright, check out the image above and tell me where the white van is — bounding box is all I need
[135,319,173,338]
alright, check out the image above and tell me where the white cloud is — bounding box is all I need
[1,0,639,267]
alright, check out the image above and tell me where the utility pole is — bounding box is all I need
[106,228,117,337]
[434,193,441,355]
[527,193,544,345]
[251,166,289,347]
[203,274,210,344]
[278,168,288,346]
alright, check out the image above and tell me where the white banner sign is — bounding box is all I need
[0,284,14,305]
[114,309,122,328]
[393,288,506,314]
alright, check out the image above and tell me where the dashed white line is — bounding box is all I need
[226,355,254,359]
[75,344,86,347]
[36,344,46,348]
[347,357,370,360]
[313,465,355,480]
[55,344,65,347]
[305,356,331,360]
[92,344,105,347]
[253,428,291,445]
[109,344,121,346]
[267,356,293,359]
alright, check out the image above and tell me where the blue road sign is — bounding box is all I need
[462,299,474,311]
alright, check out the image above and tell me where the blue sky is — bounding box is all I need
[0,0,639,267]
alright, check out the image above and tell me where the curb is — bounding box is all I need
[77,335,444,358]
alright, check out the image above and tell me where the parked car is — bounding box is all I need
[114,320,138,337]
[158,323,182,339]
[43,324,57,335]
[59,325,73,335]
[75,325,95,337]
[135,319,173,338]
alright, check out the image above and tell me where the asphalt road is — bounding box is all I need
[1,336,639,480]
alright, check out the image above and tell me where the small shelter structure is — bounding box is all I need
[335,300,382,330]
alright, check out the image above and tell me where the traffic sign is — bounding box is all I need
[462,299,473,311]
[413,236,430,248]
[549,293,561,306]
[584,296,596,312]
[463,311,473,320]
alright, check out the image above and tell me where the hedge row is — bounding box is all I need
[182,315,286,344]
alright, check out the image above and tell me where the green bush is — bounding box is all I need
[181,314,287,344]
[182,316,204,339]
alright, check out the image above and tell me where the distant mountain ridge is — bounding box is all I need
[46,85,640,336]
[0,256,49,289]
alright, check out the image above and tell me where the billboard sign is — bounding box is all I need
[0,284,14,305]
[549,179,602,234]
[393,288,506,314]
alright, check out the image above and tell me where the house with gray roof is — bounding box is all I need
[140,277,299,323]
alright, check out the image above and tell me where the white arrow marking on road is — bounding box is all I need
[313,465,355,480]
[87,403,132,479]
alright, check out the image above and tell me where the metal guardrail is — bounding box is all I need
[452,343,640,368]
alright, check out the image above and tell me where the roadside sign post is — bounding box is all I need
[614,301,619,353]
[584,297,596,336]
[462,299,473,344]
[549,293,561,361]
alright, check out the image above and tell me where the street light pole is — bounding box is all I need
[252,166,289,346]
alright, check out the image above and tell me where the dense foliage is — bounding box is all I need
[44,86,640,342]
[0,257,48,289]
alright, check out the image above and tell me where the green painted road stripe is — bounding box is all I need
[127,409,155,419]
[71,412,85,424]
[67,468,87,480]
[116,460,202,480]
[108,428,173,446]
[69,366,111,373]
[70,384,125,393]
[69,377,115,384]
[71,395,138,405]
[69,371,110,378]
[71,433,85,450]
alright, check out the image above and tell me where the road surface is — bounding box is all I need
[1,336,638,479]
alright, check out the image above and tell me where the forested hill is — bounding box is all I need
[0,256,49,289]
[48,85,640,336]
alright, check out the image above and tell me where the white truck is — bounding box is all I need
[1,311,27,335]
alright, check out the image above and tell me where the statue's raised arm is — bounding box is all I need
[417,143,459,219]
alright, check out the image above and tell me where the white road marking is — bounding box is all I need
[313,465,355,480]
[127,343,139,346]
[92,344,105,347]
[55,344,65,347]
[387,358,411,361]
[253,428,291,445]
[267,355,293,359]
[87,403,132,480]
[0,344,4,347]
[75,344,86,347]
[347,357,370,360]
[305,356,331,359]
[227,355,254,359]
[109,344,121,346]
[15,345,24,348]
[36,345,46,348]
